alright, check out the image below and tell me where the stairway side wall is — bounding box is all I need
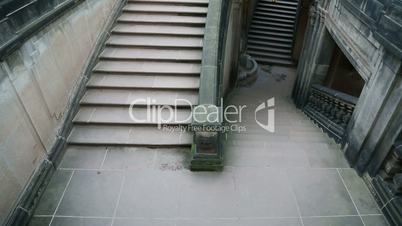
[0,0,120,224]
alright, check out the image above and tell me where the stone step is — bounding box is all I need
[253,15,295,25]
[123,3,208,15]
[117,13,206,26]
[100,47,202,62]
[128,0,209,6]
[249,29,294,38]
[254,10,296,20]
[248,34,293,43]
[252,20,294,29]
[258,3,297,12]
[248,50,293,60]
[112,23,205,36]
[73,106,192,125]
[87,73,200,89]
[67,125,192,146]
[80,88,198,106]
[106,34,203,49]
[65,0,208,150]
[259,1,299,8]
[93,60,201,75]
[250,24,294,33]
[256,6,297,15]
[247,39,293,49]
[247,44,292,54]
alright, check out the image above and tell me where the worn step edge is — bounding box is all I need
[253,16,295,24]
[248,34,293,43]
[98,55,202,63]
[73,107,192,125]
[248,50,293,60]
[111,30,204,37]
[128,0,209,6]
[249,30,294,38]
[247,45,292,54]
[67,126,192,146]
[117,19,206,27]
[254,11,297,20]
[256,6,297,15]
[251,20,295,28]
[247,39,293,49]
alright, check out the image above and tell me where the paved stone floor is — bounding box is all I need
[29,66,389,226]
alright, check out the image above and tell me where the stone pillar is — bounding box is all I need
[345,53,401,172]
[345,58,402,174]
[367,103,402,175]
[191,128,223,171]
[293,0,330,107]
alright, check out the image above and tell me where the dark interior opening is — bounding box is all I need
[324,44,365,97]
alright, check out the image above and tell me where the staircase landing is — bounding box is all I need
[29,66,387,226]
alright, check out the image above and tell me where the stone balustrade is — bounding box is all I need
[303,84,358,143]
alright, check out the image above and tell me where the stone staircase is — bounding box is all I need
[247,0,299,66]
[67,0,209,147]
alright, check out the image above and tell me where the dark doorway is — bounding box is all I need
[324,45,365,97]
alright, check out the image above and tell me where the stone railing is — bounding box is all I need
[0,0,85,59]
[190,0,234,171]
[303,84,358,143]
[372,140,402,226]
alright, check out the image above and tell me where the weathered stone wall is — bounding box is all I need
[293,0,402,176]
[0,0,120,224]
[324,0,402,173]
[326,1,384,82]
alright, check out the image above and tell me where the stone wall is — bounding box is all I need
[326,1,384,81]
[324,0,402,173]
[293,0,401,172]
[0,0,120,224]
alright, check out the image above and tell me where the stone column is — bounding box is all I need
[293,0,330,107]
[345,54,402,173]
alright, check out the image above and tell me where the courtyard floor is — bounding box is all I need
[28,66,389,226]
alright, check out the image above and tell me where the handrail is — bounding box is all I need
[0,0,85,60]
[190,0,232,171]
[197,0,222,106]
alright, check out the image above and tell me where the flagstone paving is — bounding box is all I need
[28,66,389,226]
